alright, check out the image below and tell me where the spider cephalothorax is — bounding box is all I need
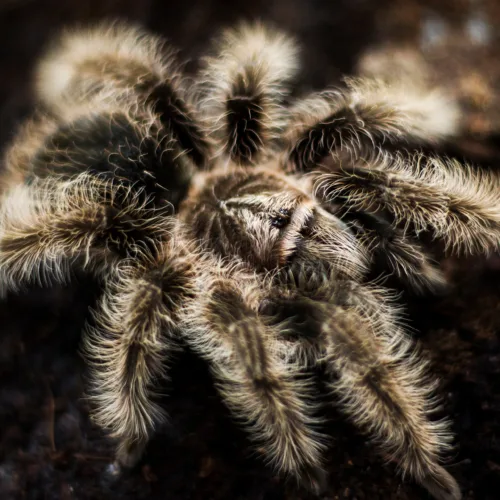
[181,166,365,277]
[2,20,500,500]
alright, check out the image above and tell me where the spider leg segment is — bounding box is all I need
[340,209,446,292]
[185,271,327,490]
[267,273,460,500]
[36,21,210,169]
[83,237,195,468]
[197,22,298,165]
[36,22,169,108]
[0,71,202,296]
[0,174,170,294]
[281,83,500,286]
[321,283,459,500]
[280,78,499,258]
[283,78,459,172]
[314,152,500,256]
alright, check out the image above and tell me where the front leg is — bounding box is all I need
[36,22,211,170]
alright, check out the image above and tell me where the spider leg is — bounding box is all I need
[321,286,459,500]
[83,236,195,467]
[267,274,460,500]
[184,271,326,490]
[197,22,298,165]
[0,174,170,295]
[280,79,466,292]
[314,152,500,256]
[36,21,171,107]
[0,73,204,292]
[36,21,210,168]
[340,208,446,292]
[283,77,459,172]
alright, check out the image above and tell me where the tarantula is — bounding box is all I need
[1,20,499,500]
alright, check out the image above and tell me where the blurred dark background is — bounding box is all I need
[1,1,500,499]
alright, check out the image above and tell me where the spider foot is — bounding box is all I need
[307,467,329,496]
[421,465,462,500]
[115,439,147,469]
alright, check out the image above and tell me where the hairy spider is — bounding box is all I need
[1,20,499,500]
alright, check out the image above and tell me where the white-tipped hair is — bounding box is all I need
[282,76,461,175]
[36,21,179,113]
[197,22,299,164]
[212,21,299,86]
[346,77,461,141]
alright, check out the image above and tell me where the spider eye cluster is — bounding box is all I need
[270,208,291,229]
